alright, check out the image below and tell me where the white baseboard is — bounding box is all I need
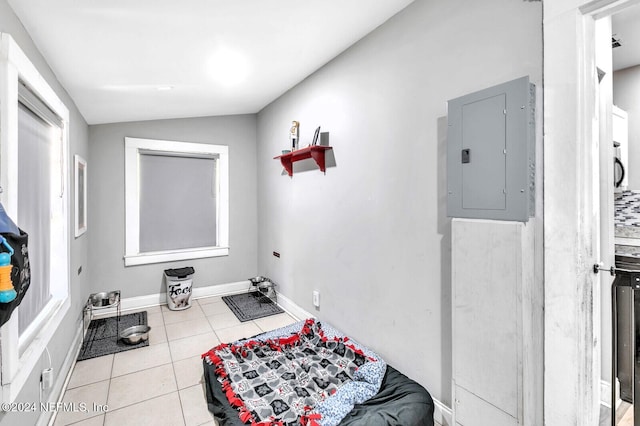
[601,379,612,408]
[275,292,314,321]
[434,397,453,425]
[92,280,250,317]
[192,281,251,299]
[40,320,84,426]
[93,281,316,319]
[601,378,622,409]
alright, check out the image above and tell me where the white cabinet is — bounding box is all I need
[452,219,542,426]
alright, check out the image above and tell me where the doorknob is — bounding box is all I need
[594,263,616,276]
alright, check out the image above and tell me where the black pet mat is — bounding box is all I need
[222,292,284,322]
[78,311,148,361]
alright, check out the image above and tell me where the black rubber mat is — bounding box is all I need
[77,311,148,361]
[222,292,284,322]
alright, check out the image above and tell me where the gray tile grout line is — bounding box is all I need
[99,303,183,424]
[102,354,114,426]
[167,312,188,426]
[94,389,180,423]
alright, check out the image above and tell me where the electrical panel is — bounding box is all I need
[447,76,535,222]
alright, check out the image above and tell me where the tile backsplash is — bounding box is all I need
[615,190,640,228]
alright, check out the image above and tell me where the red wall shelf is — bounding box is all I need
[274,146,333,176]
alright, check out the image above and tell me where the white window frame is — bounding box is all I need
[0,33,70,403]
[74,154,87,237]
[124,137,229,266]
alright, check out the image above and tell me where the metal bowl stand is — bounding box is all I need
[83,290,121,340]
[248,277,277,305]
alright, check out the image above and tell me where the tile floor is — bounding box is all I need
[53,295,298,426]
[599,401,633,426]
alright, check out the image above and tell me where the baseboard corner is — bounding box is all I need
[275,292,314,321]
[433,397,453,425]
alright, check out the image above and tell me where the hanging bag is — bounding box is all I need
[0,202,30,327]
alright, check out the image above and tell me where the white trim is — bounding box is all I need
[18,299,61,353]
[600,379,622,409]
[580,0,640,18]
[74,155,87,237]
[124,246,229,266]
[544,1,640,423]
[275,292,315,321]
[601,379,612,408]
[124,137,229,266]
[192,281,252,299]
[89,281,317,322]
[544,4,598,424]
[0,34,68,125]
[2,299,70,403]
[40,321,84,426]
[91,280,251,317]
[0,32,70,404]
[433,398,453,426]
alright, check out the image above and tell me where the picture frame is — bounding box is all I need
[74,155,87,237]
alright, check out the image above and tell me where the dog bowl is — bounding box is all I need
[89,291,120,308]
[120,325,151,345]
[248,276,266,285]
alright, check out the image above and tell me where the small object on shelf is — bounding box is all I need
[312,126,321,146]
[274,145,333,176]
[290,121,300,151]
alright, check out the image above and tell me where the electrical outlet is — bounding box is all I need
[312,290,320,308]
[41,368,53,390]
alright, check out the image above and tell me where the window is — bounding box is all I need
[17,97,57,341]
[124,137,229,266]
[0,33,70,403]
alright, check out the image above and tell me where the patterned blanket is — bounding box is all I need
[202,319,386,426]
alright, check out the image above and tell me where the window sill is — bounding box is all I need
[124,246,229,266]
[1,297,69,403]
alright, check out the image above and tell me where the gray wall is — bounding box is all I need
[0,1,90,425]
[88,115,258,298]
[614,65,640,190]
[256,0,542,406]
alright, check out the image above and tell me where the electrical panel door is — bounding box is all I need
[461,93,507,210]
[447,76,535,222]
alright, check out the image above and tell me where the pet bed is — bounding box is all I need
[202,319,434,426]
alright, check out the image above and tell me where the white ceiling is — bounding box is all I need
[612,3,640,71]
[7,0,414,125]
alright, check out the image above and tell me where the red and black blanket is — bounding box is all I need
[202,319,383,426]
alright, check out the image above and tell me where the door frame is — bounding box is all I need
[543,0,637,423]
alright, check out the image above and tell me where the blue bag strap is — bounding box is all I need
[0,203,20,235]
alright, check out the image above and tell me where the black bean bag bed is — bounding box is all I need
[202,319,434,426]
